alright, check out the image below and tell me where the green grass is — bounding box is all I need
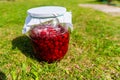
[0,0,120,80]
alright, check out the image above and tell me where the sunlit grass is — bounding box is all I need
[0,0,120,80]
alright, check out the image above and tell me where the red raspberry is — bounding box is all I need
[29,24,70,63]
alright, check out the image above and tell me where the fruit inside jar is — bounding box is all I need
[29,24,69,63]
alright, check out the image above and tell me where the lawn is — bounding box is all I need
[0,0,120,80]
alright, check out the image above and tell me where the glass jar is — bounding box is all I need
[22,6,72,63]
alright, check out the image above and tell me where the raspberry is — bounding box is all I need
[40,31,46,36]
[29,24,69,63]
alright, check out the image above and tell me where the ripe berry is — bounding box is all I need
[29,24,69,63]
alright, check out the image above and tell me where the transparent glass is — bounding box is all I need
[29,18,70,63]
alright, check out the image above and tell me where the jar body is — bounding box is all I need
[29,22,70,63]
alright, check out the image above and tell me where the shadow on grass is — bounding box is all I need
[0,71,7,80]
[12,36,34,58]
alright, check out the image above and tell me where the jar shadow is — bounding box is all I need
[12,36,34,59]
